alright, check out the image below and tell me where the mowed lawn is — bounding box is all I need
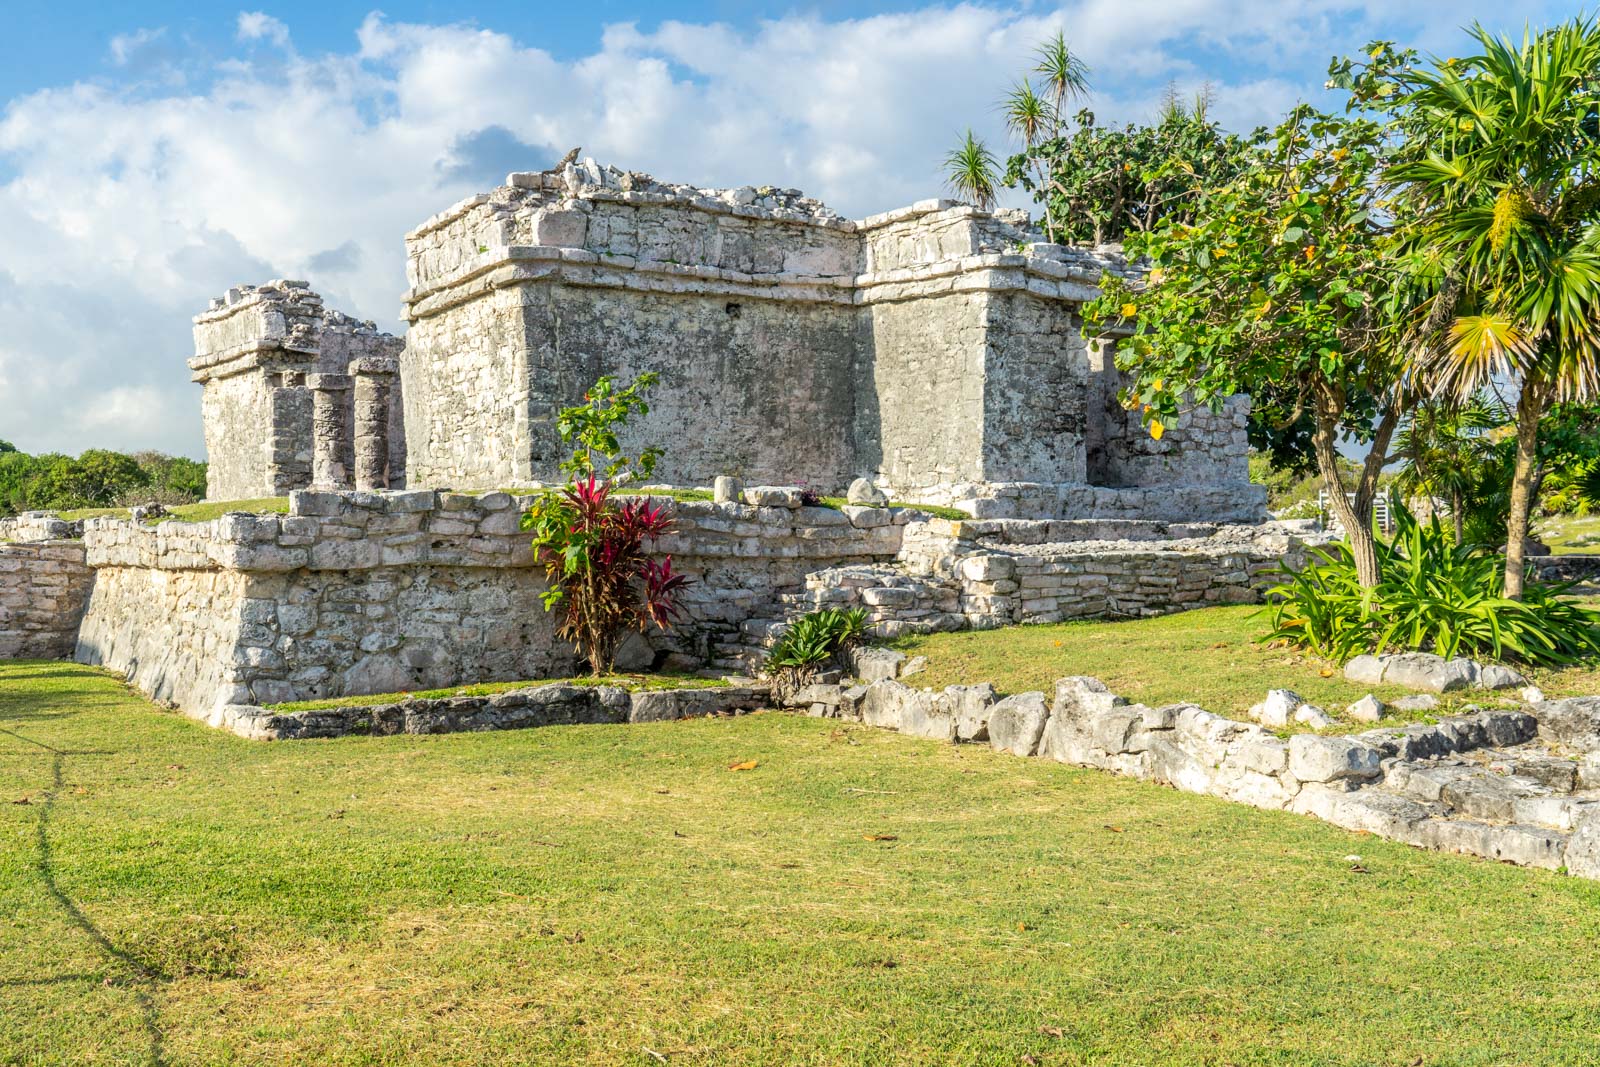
[7,662,1600,1065]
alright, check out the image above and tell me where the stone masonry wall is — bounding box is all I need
[0,540,92,659]
[397,159,1258,520]
[72,490,905,713]
[192,282,405,499]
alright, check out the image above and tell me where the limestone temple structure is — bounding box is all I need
[4,158,1297,721]
[193,159,1262,521]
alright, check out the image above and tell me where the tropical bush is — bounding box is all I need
[523,375,687,675]
[0,441,207,516]
[766,608,869,684]
[1262,504,1600,666]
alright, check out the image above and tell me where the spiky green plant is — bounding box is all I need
[943,129,999,211]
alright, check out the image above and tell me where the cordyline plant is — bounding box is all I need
[522,374,688,675]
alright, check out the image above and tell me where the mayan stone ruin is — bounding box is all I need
[398,159,1262,520]
[0,158,1302,724]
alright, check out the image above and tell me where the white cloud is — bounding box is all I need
[109,27,167,66]
[0,1,1571,459]
[236,12,291,48]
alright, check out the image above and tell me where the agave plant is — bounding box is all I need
[765,607,870,685]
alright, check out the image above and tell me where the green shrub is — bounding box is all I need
[766,608,869,682]
[1261,503,1600,666]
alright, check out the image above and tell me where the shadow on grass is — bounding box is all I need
[6,724,167,1066]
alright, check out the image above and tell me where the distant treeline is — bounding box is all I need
[0,441,206,515]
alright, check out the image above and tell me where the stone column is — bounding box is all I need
[307,373,353,489]
[349,356,399,491]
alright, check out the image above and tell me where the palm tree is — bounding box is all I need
[944,129,999,211]
[1034,31,1090,130]
[1388,18,1600,597]
[1392,393,1506,544]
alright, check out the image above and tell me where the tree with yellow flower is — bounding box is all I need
[1085,106,1414,588]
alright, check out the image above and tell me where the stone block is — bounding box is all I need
[1249,689,1302,729]
[1051,676,1125,725]
[1343,654,1386,685]
[1381,652,1477,693]
[846,477,888,506]
[849,646,905,683]
[1533,697,1600,751]
[1288,735,1382,783]
[1346,694,1385,723]
[743,486,804,508]
[987,692,1050,757]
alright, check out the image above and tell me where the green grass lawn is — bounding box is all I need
[1538,513,1600,554]
[891,605,1600,728]
[8,659,1600,1065]
[54,498,290,524]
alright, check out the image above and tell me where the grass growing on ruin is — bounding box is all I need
[54,497,290,524]
[7,659,1600,1065]
[890,604,1600,728]
[265,672,729,712]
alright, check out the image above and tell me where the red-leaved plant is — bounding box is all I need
[523,476,688,674]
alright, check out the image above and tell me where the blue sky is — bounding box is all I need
[0,2,1578,459]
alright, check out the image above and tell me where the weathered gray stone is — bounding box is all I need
[1288,735,1383,783]
[1343,654,1387,686]
[713,476,743,504]
[987,691,1051,757]
[1478,664,1527,691]
[1533,697,1600,751]
[1346,694,1385,723]
[850,646,906,683]
[1249,688,1302,729]
[1566,809,1600,879]
[1051,675,1125,725]
[946,683,998,741]
[1380,653,1477,693]
[846,478,889,506]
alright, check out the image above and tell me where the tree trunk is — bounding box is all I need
[1311,384,1399,590]
[1503,376,1546,600]
[1451,486,1465,544]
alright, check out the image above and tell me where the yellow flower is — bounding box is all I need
[1120,302,1138,318]
[1149,418,1165,441]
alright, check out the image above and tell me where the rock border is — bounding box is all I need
[785,673,1600,880]
[209,683,772,741]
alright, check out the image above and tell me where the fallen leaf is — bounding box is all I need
[1039,1026,1065,1038]
[1319,668,1335,678]
[11,797,31,805]
[1104,825,1124,833]
[565,931,584,944]
[1022,1055,1040,1065]
[728,760,759,771]
[1349,862,1370,874]
[864,834,898,842]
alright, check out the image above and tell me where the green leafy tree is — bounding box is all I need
[1084,106,1410,588]
[1003,88,1253,246]
[1334,20,1600,597]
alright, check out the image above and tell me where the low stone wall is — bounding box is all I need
[773,520,1313,640]
[209,682,771,741]
[0,540,93,659]
[791,669,1600,880]
[72,489,904,713]
[1533,555,1600,587]
[0,513,83,542]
